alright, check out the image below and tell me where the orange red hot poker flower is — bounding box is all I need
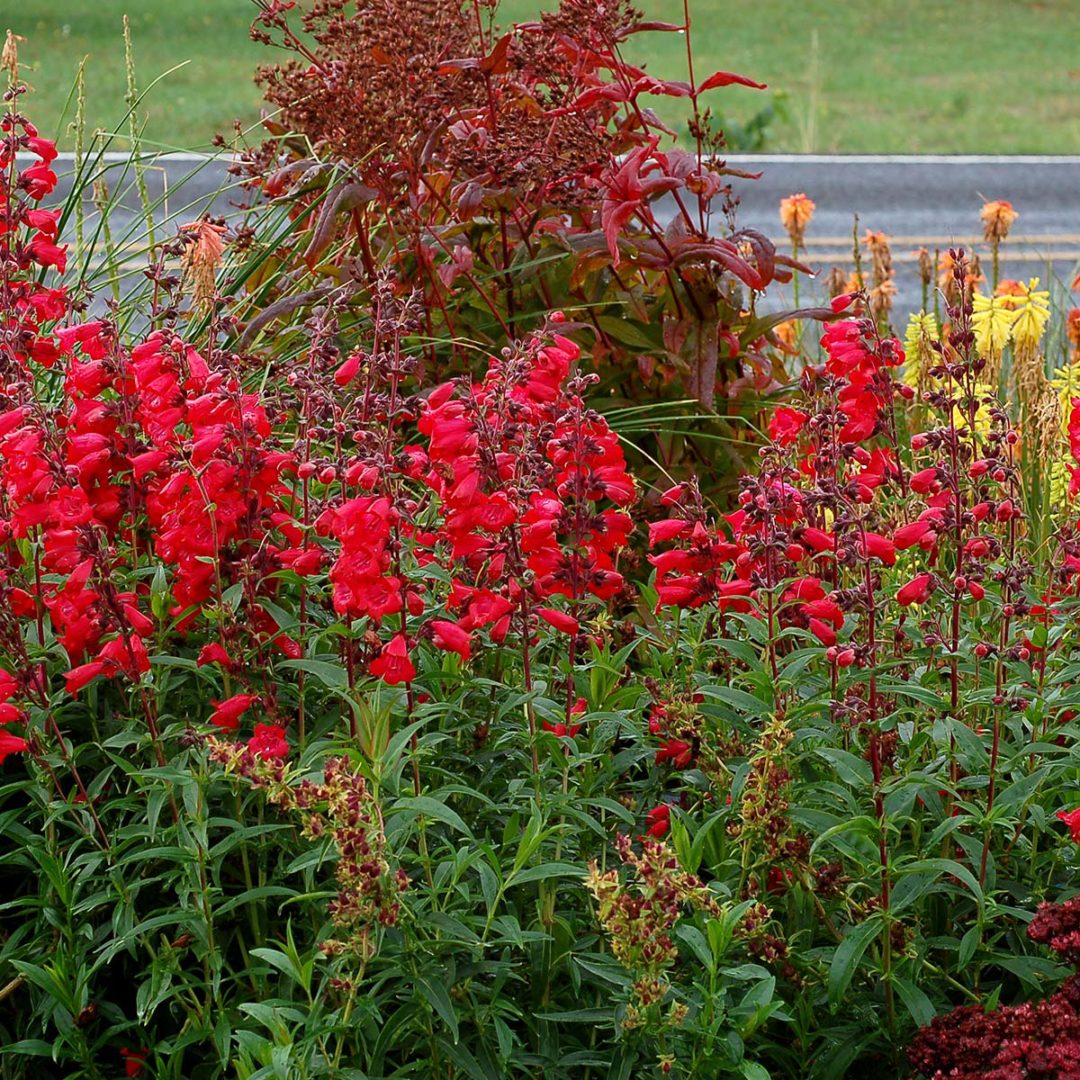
[980,199,1019,244]
[779,192,815,249]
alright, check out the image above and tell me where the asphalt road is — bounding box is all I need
[50,152,1080,320]
[728,154,1080,316]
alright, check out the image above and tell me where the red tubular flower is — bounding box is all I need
[0,729,28,765]
[894,517,939,551]
[645,804,671,837]
[909,467,941,494]
[369,635,416,685]
[799,526,835,553]
[542,719,582,739]
[857,532,897,566]
[897,572,934,607]
[1057,807,1080,842]
[119,1048,148,1078]
[64,661,107,695]
[648,519,689,545]
[197,643,233,668]
[768,406,809,446]
[714,579,755,612]
[247,724,289,760]
[208,693,259,732]
[783,576,825,603]
[430,619,471,661]
[808,617,837,646]
[536,608,579,635]
[656,738,692,768]
[333,352,363,386]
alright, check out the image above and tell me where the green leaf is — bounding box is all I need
[994,768,1048,811]
[894,975,936,1027]
[249,948,306,991]
[676,924,713,973]
[416,972,460,1044]
[278,658,347,688]
[698,685,771,718]
[382,717,431,766]
[958,924,981,967]
[815,747,873,788]
[0,1040,53,1057]
[535,1008,611,1022]
[828,917,882,1010]
[391,796,472,838]
[594,315,660,351]
[739,1063,771,1080]
[508,862,586,888]
[899,858,983,905]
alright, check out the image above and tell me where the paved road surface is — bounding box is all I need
[49,152,1080,320]
[729,154,1080,316]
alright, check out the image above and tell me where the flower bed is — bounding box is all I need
[2,6,1080,1078]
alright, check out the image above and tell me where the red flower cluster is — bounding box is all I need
[908,899,1080,1080]
[325,325,638,687]
[0,108,305,758]
[817,319,904,443]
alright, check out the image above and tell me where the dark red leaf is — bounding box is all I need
[698,70,767,92]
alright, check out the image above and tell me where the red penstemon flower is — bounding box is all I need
[1057,807,1080,843]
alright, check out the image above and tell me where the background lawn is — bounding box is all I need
[9,0,1080,153]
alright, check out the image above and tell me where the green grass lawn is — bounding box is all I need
[8,0,1080,153]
